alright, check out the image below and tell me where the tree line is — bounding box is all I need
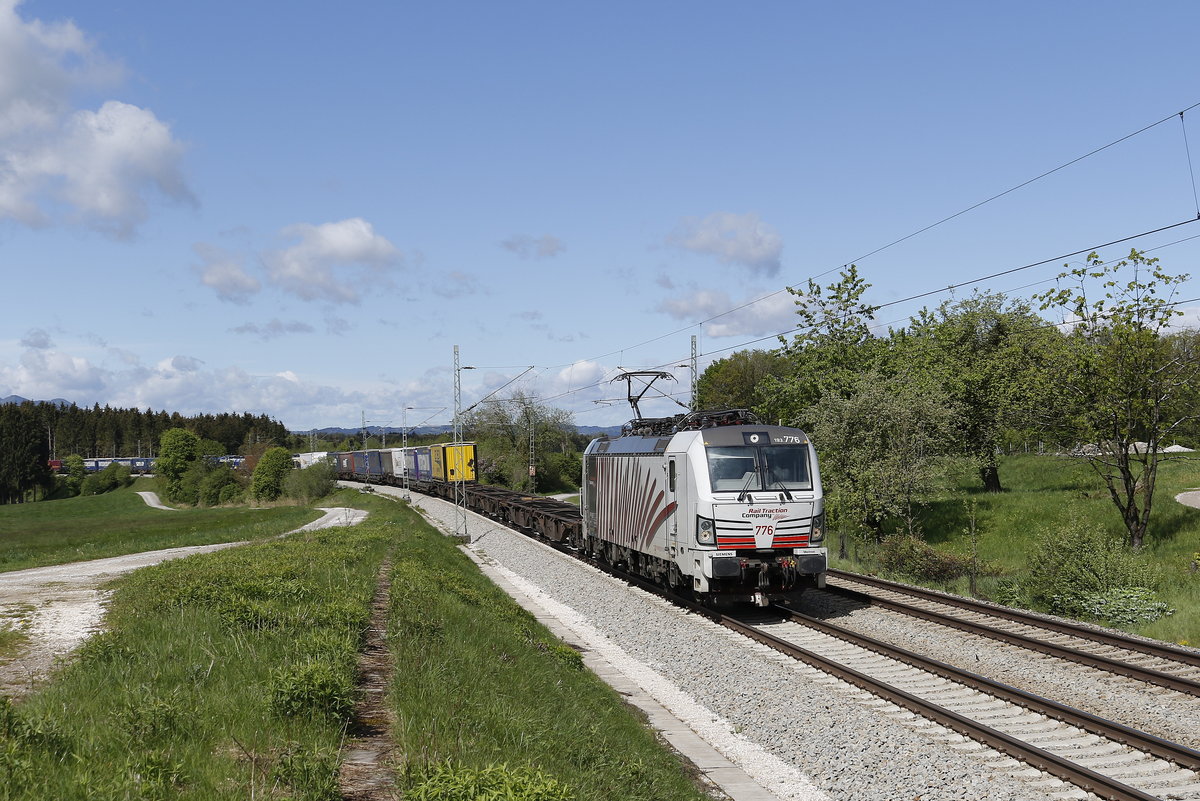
[0,401,289,504]
[695,250,1200,550]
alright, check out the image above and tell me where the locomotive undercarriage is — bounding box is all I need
[581,534,816,607]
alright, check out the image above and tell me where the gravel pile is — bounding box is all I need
[404,492,1086,801]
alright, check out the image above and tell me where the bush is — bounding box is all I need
[876,535,993,583]
[1024,518,1169,624]
[284,462,335,503]
[198,464,241,506]
[1072,587,1174,626]
[268,659,355,721]
[79,463,133,496]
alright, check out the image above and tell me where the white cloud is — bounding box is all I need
[658,288,796,338]
[192,242,260,303]
[20,327,52,349]
[501,234,565,260]
[10,348,106,395]
[0,341,378,429]
[0,2,191,236]
[231,319,315,340]
[263,218,400,303]
[669,212,783,276]
[170,355,203,372]
[1170,306,1200,332]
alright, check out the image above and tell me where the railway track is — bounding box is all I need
[822,569,1200,696]
[714,603,1200,801]
[388,482,1200,799]
[580,559,1200,800]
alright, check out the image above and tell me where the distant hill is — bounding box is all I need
[578,425,622,438]
[1,395,72,407]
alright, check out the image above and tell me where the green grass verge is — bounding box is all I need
[2,491,391,799]
[832,454,1200,644]
[385,507,711,801]
[3,490,717,799]
[0,481,321,573]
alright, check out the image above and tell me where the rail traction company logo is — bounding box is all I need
[743,507,790,520]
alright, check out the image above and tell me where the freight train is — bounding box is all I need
[48,455,245,474]
[323,408,827,606]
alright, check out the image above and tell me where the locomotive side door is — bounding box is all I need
[667,457,679,556]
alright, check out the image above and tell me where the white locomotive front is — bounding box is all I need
[581,409,826,606]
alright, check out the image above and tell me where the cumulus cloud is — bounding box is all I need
[231,319,315,340]
[192,242,260,303]
[170,355,203,372]
[501,234,565,260]
[0,2,192,236]
[669,212,783,276]
[0,341,370,429]
[263,218,400,303]
[10,347,106,396]
[658,288,796,338]
[20,328,53,349]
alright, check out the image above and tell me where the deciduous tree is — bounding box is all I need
[251,446,294,502]
[907,291,1058,492]
[157,428,200,502]
[1034,249,1199,549]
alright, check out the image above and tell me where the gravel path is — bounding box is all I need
[0,506,367,698]
[399,488,1080,801]
[136,491,176,510]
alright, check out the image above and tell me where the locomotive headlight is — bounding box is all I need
[810,512,826,543]
[696,516,716,545]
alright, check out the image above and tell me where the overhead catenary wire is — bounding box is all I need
[527,216,1200,412]
[456,104,1200,422]
[541,102,1200,374]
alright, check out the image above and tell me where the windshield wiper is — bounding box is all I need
[768,477,794,501]
[736,470,758,502]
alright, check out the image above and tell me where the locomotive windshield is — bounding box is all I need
[706,444,812,492]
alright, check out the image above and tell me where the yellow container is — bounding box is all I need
[431,443,477,483]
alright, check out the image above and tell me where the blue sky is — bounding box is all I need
[3,0,1200,432]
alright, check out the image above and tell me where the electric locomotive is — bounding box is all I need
[581,409,826,606]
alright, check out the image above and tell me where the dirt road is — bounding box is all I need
[0,506,367,697]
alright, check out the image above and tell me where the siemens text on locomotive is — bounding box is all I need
[322,408,826,606]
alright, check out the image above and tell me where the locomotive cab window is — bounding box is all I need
[707,445,811,492]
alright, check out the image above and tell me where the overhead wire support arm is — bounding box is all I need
[1179,109,1200,220]
[612,370,677,419]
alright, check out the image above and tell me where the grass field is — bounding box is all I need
[0,480,321,573]
[1,490,713,800]
[831,453,1200,644]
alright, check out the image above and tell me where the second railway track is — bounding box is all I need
[718,603,1200,801]
[822,569,1200,696]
